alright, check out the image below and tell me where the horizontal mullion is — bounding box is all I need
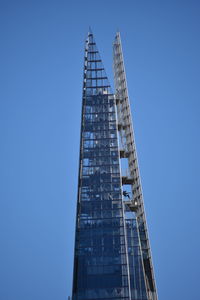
[87,59,102,62]
[87,68,104,71]
[86,85,110,88]
[88,50,98,54]
[86,77,107,80]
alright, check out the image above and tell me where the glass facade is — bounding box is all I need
[126,219,147,300]
[72,33,130,300]
[72,32,158,300]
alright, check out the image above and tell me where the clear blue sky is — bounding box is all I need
[0,0,200,299]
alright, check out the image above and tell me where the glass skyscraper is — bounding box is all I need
[72,31,158,300]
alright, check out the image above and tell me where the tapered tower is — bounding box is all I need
[72,31,158,300]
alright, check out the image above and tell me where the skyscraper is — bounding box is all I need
[72,31,158,300]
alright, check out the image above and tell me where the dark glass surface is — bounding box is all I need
[72,34,130,300]
[126,219,148,300]
[72,33,151,300]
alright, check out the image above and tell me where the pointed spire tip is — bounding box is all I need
[88,26,93,35]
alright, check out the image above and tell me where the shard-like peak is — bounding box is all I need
[83,32,112,96]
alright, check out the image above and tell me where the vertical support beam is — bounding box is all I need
[113,32,158,300]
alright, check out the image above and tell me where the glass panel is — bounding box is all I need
[72,33,130,300]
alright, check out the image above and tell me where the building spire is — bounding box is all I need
[72,32,158,300]
[88,26,93,35]
[84,30,112,96]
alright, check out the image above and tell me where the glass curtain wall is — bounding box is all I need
[72,33,130,300]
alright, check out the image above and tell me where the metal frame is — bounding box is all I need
[71,31,158,300]
[113,32,158,300]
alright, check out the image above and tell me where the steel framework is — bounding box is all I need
[113,32,157,300]
[71,31,158,300]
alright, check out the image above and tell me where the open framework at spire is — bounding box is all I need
[71,31,158,300]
